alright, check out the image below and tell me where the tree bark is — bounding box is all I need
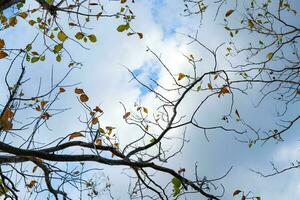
[0,0,22,12]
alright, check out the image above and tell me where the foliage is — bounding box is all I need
[0,0,299,200]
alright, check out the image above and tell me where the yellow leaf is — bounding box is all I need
[0,51,8,59]
[80,94,89,102]
[69,132,84,140]
[26,180,38,188]
[225,9,234,17]
[40,101,48,109]
[143,107,148,114]
[178,73,186,81]
[9,17,17,27]
[267,52,273,60]
[120,0,127,3]
[58,31,68,42]
[75,88,84,94]
[18,12,28,19]
[75,32,85,40]
[123,112,131,119]
[87,34,97,43]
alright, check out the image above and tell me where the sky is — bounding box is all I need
[1,0,300,199]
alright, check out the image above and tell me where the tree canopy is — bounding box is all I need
[0,0,299,200]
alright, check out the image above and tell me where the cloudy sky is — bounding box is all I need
[1,0,300,199]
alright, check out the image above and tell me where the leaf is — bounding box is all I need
[225,9,234,17]
[95,138,102,146]
[143,107,148,114]
[117,24,129,32]
[123,112,131,119]
[98,127,105,133]
[3,108,14,120]
[54,44,63,53]
[56,55,62,62]
[207,83,213,90]
[235,109,240,119]
[40,101,48,109]
[267,52,273,60]
[93,106,103,113]
[32,166,38,173]
[0,181,9,196]
[57,31,68,42]
[172,177,181,197]
[241,195,246,200]
[178,73,186,81]
[0,51,8,59]
[59,87,65,93]
[31,57,39,63]
[256,197,261,200]
[218,86,230,97]
[9,17,18,27]
[80,94,89,102]
[297,90,300,95]
[0,39,5,49]
[233,190,242,196]
[75,32,85,40]
[121,0,127,3]
[28,20,36,26]
[18,12,28,19]
[69,132,84,140]
[150,138,156,143]
[248,19,254,28]
[26,180,38,188]
[75,88,84,94]
[106,126,115,135]
[40,55,45,61]
[91,117,98,125]
[87,34,97,43]
[137,32,143,39]
[0,118,13,131]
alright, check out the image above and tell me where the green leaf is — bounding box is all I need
[150,138,155,143]
[0,179,9,196]
[248,19,254,28]
[117,24,129,32]
[56,55,62,62]
[31,57,39,63]
[87,34,97,43]
[54,44,63,53]
[172,177,181,197]
[25,44,32,51]
[57,31,68,42]
[40,55,46,61]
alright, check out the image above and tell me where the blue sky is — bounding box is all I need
[1,0,300,199]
